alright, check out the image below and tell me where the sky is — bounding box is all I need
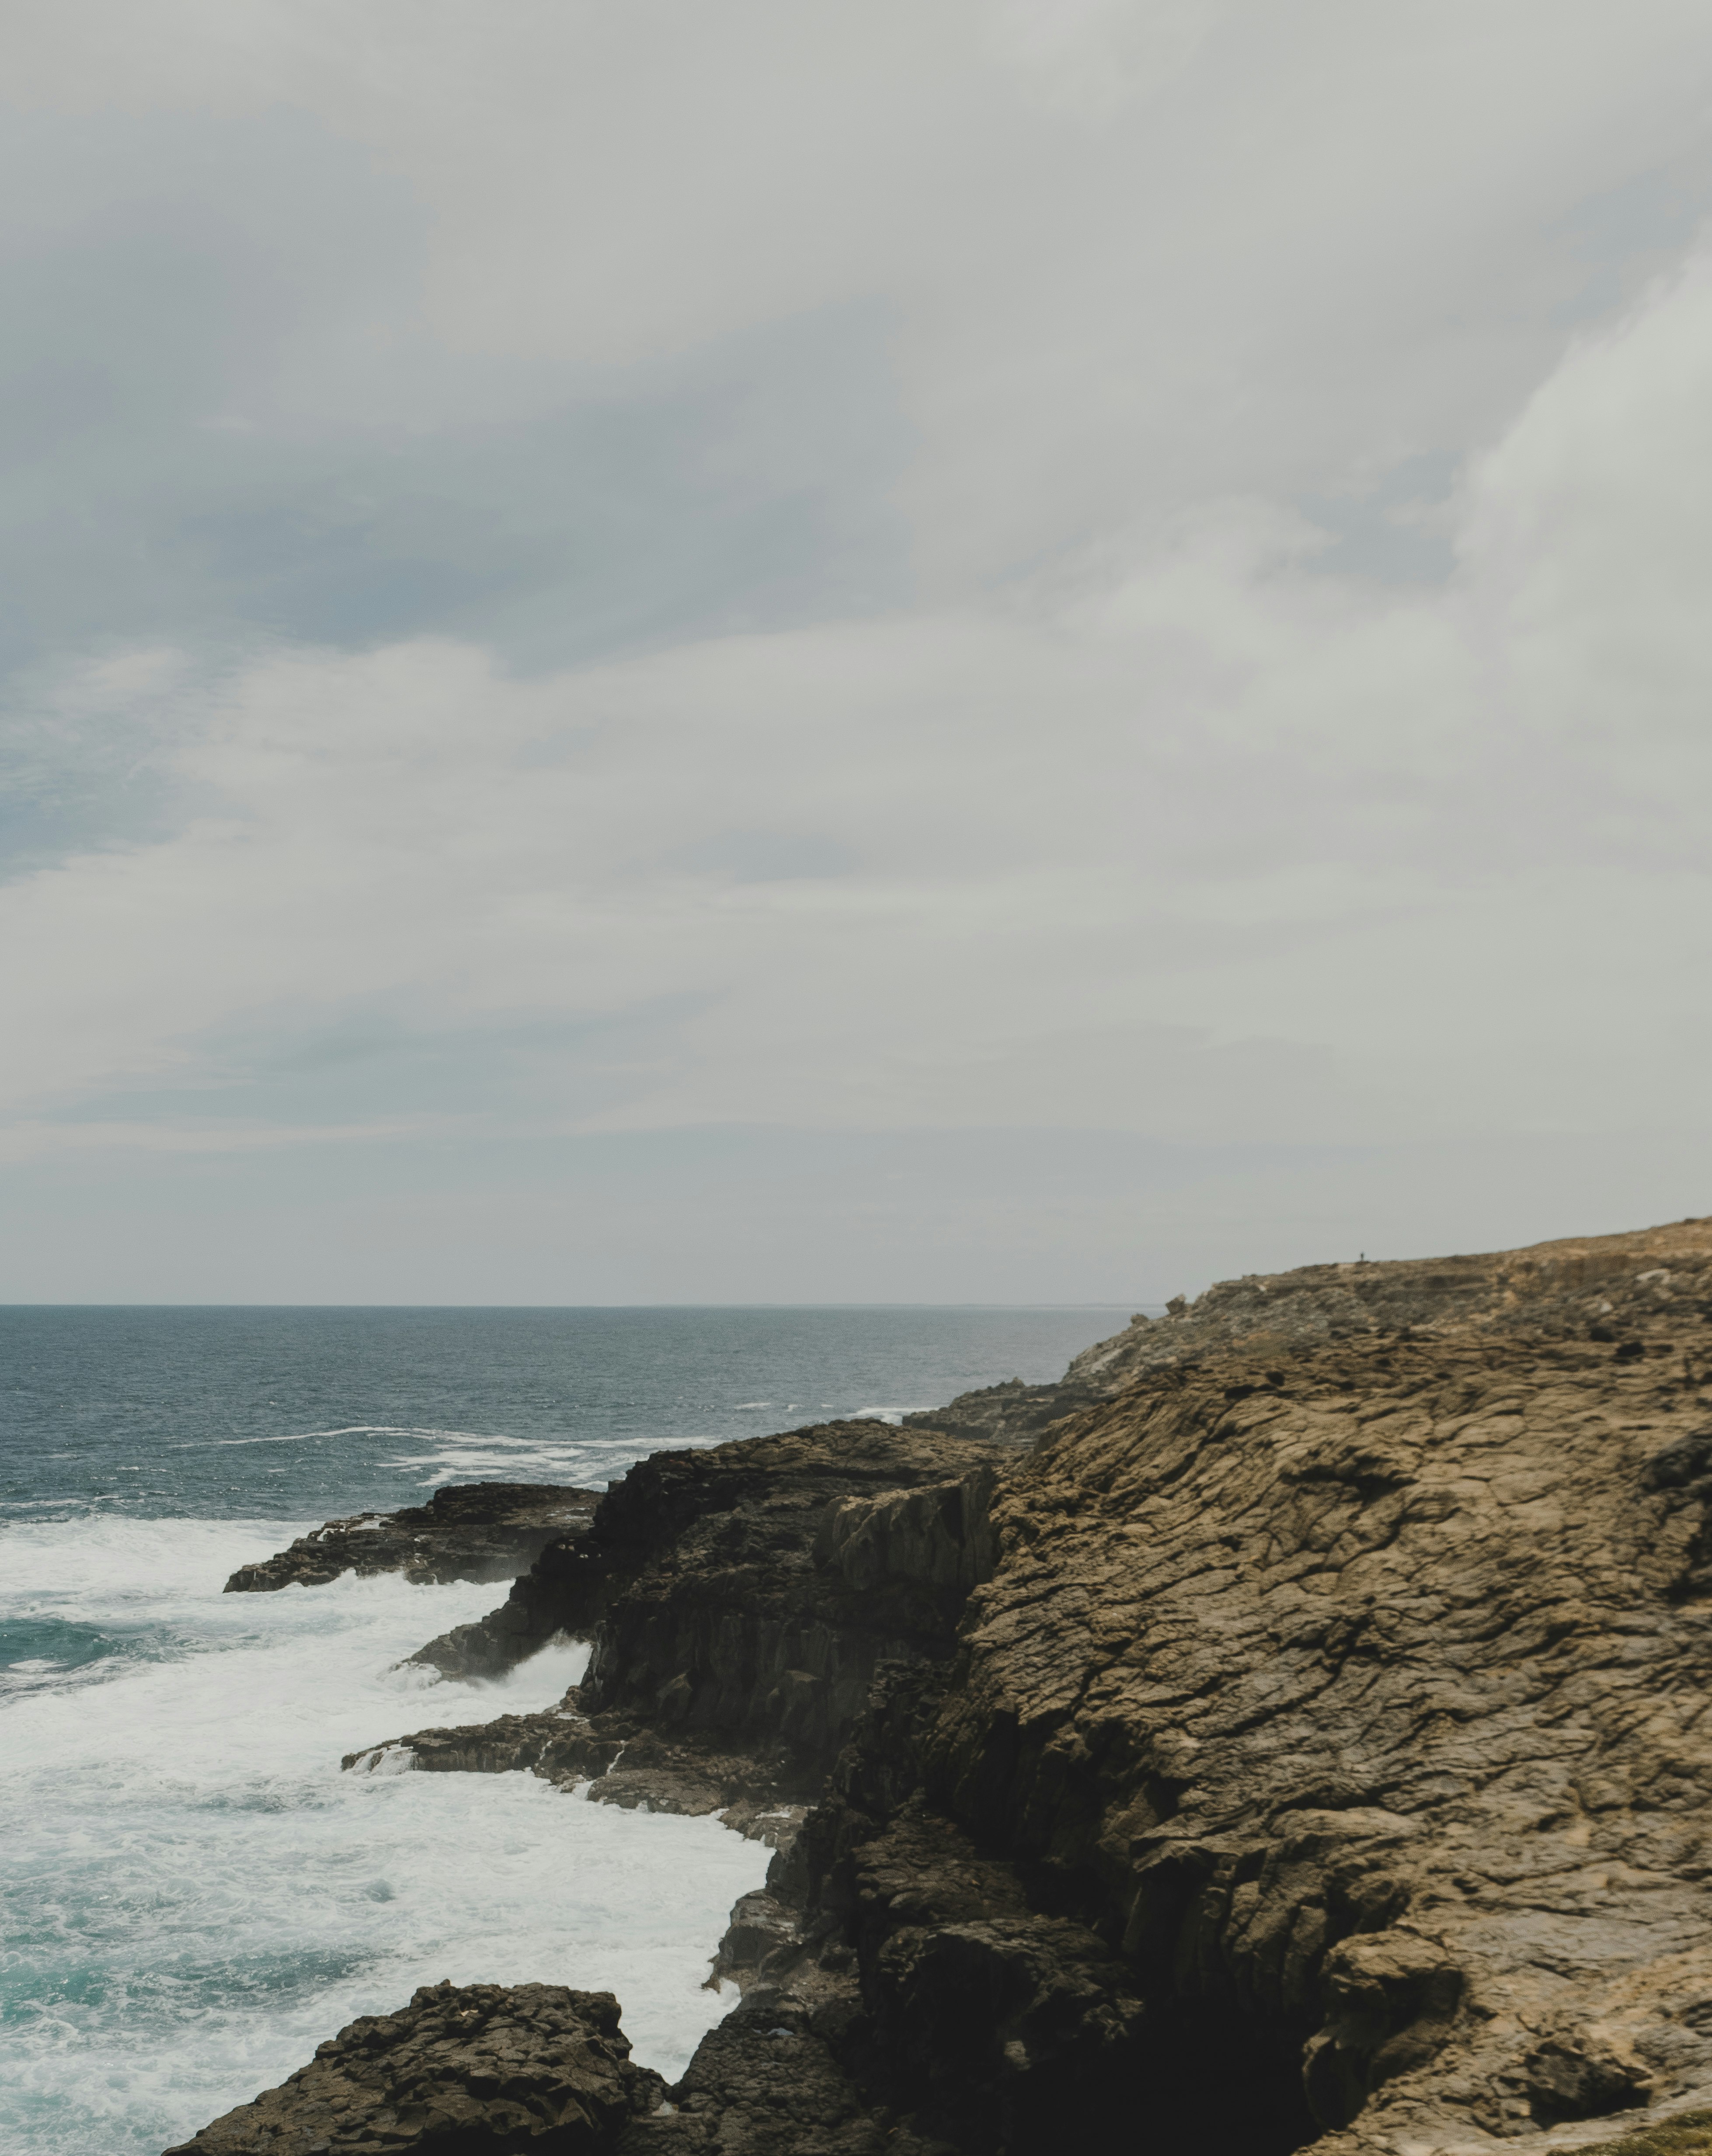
[2,0,1711,1304]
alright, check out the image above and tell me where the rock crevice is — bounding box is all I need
[177,1216,1712,2156]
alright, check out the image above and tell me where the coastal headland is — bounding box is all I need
[171,1217,1712,2156]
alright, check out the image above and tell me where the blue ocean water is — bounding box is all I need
[0,1305,1126,2156]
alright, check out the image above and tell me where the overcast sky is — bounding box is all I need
[3,0,1710,1303]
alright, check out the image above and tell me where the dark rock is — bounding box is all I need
[901,1378,1067,1449]
[407,1426,1002,1743]
[224,1483,601,1594]
[344,1687,813,1841]
[210,1215,1712,2156]
[162,1980,664,2153]
[354,1430,1005,1824]
[613,1995,953,2154]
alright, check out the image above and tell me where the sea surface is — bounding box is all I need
[0,1304,1129,2156]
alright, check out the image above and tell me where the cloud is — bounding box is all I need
[2,2,1709,1293]
[5,249,1710,1175]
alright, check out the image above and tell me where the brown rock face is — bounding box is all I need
[161,1981,664,2153]
[223,1483,600,1594]
[787,1218,1712,2152]
[914,1217,1712,1446]
[184,1216,1712,2156]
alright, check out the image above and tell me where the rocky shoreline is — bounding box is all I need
[223,1480,602,1593]
[170,1218,1712,2156]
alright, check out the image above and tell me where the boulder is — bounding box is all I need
[162,1981,663,2153]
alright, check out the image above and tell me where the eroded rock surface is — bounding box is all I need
[405,1426,1000,1753]
[162,1981,663,2153]
[612,1993,956,2155]
[771,1219,1712,2153]
[912,1216,1712,1447]
[344,1687,812,1841]
[223,1482,600,1594]
[187,1215,1712,2156]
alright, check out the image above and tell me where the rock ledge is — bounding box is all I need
[223,1482,600,1594]
[162,1980,663,2154]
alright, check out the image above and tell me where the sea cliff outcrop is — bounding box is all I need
[358,1427,1003,1822]
[161,1981,664,2153]
[910,1220,1712,1448]
[223,1482,600,1593]
[176,1217,1712,2156]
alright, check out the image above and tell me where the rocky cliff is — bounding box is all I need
[223,1481,600,1593]
[909,1220,1711,1448]
[355,1425,1002,1828]
[163,1981,664,2154]
[174,1216,1712,2156]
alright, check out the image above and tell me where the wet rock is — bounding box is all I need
[406,1425,1003,1750]
[223,1482,600,1594]
[238,1215,1712,2156]
[162,1980,663,2153]
[344,1688,816,1839]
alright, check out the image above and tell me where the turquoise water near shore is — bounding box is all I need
[0,1305,1124,2156]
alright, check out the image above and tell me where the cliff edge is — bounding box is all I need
[172,1216,1712,2156]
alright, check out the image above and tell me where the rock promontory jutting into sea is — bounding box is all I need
[173,1217,1712,2156]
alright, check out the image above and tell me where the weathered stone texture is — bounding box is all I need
[407,1425,1003,1780]
[903,1302,1712,2149]
[162,1982,663,2153]
[186,1215,1712,2156]
[224,1482,600,1594]
[916,1216,1712,1446]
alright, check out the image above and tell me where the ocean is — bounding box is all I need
[0,1304,1127,2156]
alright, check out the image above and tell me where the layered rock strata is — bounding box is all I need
[178,1216,1712,2156]
[367,1425,1002,1817]
[162,1981,664,2153]
[741,1220,1712,2153]
[403,1424,999,1740]
[223,1482,600,1593]
[912,1216,1712,1447]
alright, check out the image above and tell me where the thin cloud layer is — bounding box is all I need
[2,1,1709,1297]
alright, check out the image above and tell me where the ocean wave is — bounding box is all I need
[0,1521,761,2156]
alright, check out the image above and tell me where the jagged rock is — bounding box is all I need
[223,1482,600,1593]
[205,1215,1712,2156]
[613,1995,954,2155]
[344,1688,812,1840]
[405,1427,1003,1758]
[901,1379,1067,1449]
[350,1432,1005,1828]
[886,1239,1712,2151]
[911,1216,1712,1446]
[818,1793,1148,2148]
[690,1217,1712,2153]
[162,1981,663,2153]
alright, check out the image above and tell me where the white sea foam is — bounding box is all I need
[0,1515,766,2156]
[376,1430,725,1488]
